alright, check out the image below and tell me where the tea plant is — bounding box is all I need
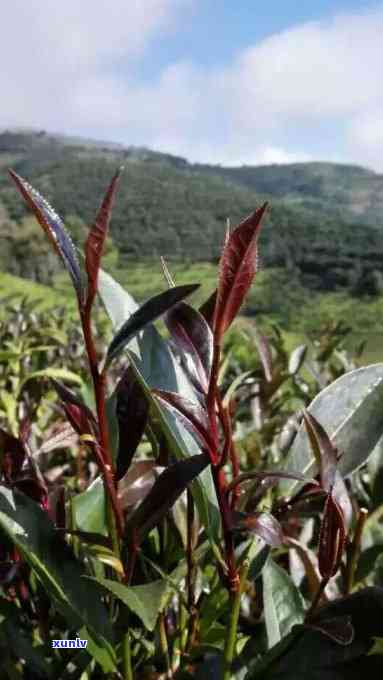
[0,168,383,679]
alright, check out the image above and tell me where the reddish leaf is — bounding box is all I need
[85,168,123,308]
[231,510,283,547]
[115,367,149,480]
[49,486,66,527]
[165,302,213,393]
[199,290,217,329]
[14,477,48,507]
[52,380,98,438]
[302,410,338,493]
[153,389,216,453]
[125,453,209,539]
[213,203,268,339]
[105,284,199,366]
[52,380,97,421]
[226,469,317,495]
[318,494,346,579]
[0,429,26,481]
[19,417,32,448]
[8,170,83,300]
[63,403,94,439]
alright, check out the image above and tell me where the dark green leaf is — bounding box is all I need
[105,284,200,366]
[89,578,174,632]
[0,485,115,668]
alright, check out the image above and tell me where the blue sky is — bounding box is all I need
[2,1,383,169]
[138,1,378,75]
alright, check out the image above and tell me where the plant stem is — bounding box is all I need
[80,308,131,679]
[159,613,172,678]
[207,343,221,464]
[305,576,329,620]
[212,466,238,591]
[122,628,133,680]
[344,507,368,594]
[223,559,249,680]
[186,489,198,651]
[80,310,124,536]
[207,342,239,592]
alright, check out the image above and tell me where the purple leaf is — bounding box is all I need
[165,302,213,393]
[199,290,217,330]
[8,170,83,301]
[52,380,98,438]
[153,389,216,453]
[0,429,26,481]
[306,615,354,645]
[115,367,149,480]
[318,493,346,579]
[85,168,122,309]
[126,453,209,540]
[213,204,268,340]
[105,284,199,366]
[302,410,338,493]
[226,470,318,495]
[231,510,283,547]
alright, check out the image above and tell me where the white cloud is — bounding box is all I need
[1,3,383,168]
[0,0,190,129]
[229,12,382,122]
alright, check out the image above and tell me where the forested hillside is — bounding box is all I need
[1,129,383,297]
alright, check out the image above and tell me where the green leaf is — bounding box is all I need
[281,364,383,497]
[262,559,305,649]
[0,485,116,669]
[288,344,308,375]
[72,477,107,535]
[98,267,139,330]
[89,578,171,632]
[369,637,383,656]
[79,626,116,673]
[20,368,83,392]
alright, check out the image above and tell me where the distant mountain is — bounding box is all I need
[195,161,383,227]
[1,129,383,297]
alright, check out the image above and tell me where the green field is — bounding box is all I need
[2,261,383,364]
